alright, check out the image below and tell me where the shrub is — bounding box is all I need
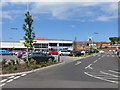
[10,60,15,65]
[16,59,19,65]
[13,66,17,70]
[2,59,7,65]
[8,66,17,70]
[30,65,40,69]
[41,64,47,67]
[8,62,12,66]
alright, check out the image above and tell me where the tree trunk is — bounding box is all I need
[27,47,30,66]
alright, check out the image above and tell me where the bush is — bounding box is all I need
[8,66,17,70]
[30,65,40,69]
[16,59,20,65]
[8,62,12,66]
[10,60,15,65]
[41,64,47,67]
[2,59,7,65]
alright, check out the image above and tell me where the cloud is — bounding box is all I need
[96,16,117,21]
[0,11,13,20]
[1,2,118,22]
[30,2,118,22]
[70,25,76,28]
[2,0,119,2]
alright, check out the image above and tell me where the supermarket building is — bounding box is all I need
[1,38,73,51]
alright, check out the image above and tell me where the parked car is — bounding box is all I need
[116,50,120,58]
[0,50,13,55]
[99,50,104,53]
[93,49,99,53]
[21,52,32,61]
[48,51,58,55]
[86,50,95,53]
[70,51,84,56]
[31,52,55,61]
[17,52,23,58]
[59,50,71,56]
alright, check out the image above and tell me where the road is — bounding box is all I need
[1,52,120,89]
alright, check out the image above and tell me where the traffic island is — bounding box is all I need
[1,59,59,75]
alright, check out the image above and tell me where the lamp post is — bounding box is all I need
[93,32,99,49]
[57,43,60,62]
[10,28,17,52]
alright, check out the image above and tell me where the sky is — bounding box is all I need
[0,1,118,42]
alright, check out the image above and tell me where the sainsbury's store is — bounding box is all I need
[1,37,73,51]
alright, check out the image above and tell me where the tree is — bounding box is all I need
[23,11,35,62]
[109,37,120,45]
[73,37,77,51]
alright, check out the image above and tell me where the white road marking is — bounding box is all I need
[6,79,14,83]
[75,61,81,65]
[100,71,119,78]
[107,78,118,80]
[0,79,7,83]
[109,70,120,74]
[94,60,98,63]
[112,55,115,57]
[84,72,118,84]
[0,83,6,87]
[98,58,101,60]
[21,74,27,76]
[14,76,21,79]
[85,64,92,69]
[8,76,15,79]
[102,55,105,57]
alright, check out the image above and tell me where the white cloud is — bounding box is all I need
[70,25,76,28]
[96,15,117,21]
[1,2,118,22]
[0,11,13,20]
[30,2,118,22]
[2,0,119,2]
[0,2,9,8]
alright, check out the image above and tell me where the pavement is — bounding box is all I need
[1,52,120,88]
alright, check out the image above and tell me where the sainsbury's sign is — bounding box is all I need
[35,37,48,39]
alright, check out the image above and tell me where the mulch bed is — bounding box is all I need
[1,62,58,74]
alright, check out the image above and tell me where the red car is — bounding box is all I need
[48,51,58,55]
[70,51,84,56]
[86,50,94,53]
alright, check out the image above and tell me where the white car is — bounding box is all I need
[99,50,104,53]
[59,50,71,56]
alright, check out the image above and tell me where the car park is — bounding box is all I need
[59,50,71,56]
[0,50,13,55]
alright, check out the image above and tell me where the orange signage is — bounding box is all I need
[35,37,48,39]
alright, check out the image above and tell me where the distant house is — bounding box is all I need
[76,41,111,50]
[97,42,110,47]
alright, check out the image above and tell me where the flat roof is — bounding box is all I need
[20,39,72,41]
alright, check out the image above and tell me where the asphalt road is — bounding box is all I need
[1,52,120,88]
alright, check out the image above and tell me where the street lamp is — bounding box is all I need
[10,28,17,51]
[93,32,99,49]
